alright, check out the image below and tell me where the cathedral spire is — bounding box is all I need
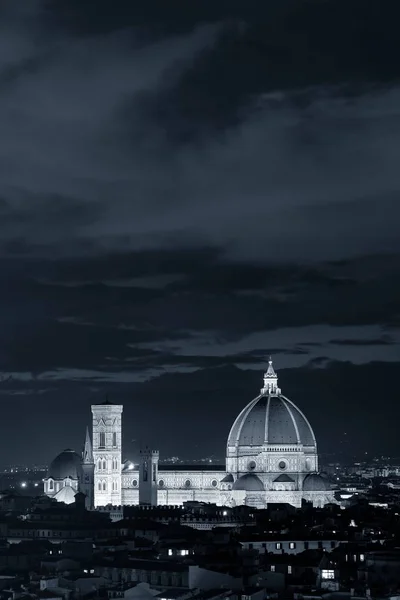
[261,357,281,395]
[82,426,94,464]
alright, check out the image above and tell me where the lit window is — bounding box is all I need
[180,549,189,556]
[168,549,173,556]
[288,566,292,574]
[289,542,296,549]
[276,543,282,550]
[360,554,365,562]
[322,570,335,580]
[271,565,275,572]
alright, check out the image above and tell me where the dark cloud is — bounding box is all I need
[331,336,395,347]
[2,252,399,382]
[0,1,399,262]
[0,0,399,465]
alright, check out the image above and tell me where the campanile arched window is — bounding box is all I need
[99,432,106,448]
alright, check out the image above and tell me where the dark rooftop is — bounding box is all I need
[93,557,188,572]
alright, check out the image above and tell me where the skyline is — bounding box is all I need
[3,360,399,466]
[1,0,400,465]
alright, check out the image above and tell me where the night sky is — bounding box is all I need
[1,0,400,467]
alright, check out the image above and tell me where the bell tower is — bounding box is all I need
[81,426,95,509]
[91,400,123,507]
[139,447,159,506]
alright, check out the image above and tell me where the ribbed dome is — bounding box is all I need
[303,473,329,492]
[47,449,82,480]
[227,361,316,448]
[233,473,264,491]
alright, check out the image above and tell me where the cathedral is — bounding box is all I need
[43,361,334,509]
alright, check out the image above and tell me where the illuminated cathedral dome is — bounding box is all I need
[227,360,316,449]
[47,449,82,481]
[233,473,264,491]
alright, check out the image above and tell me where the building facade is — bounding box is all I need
[44,361,335,509]
[92,402,123,506]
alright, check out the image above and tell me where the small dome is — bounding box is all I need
[303,473,329,492]
[233,473,264,492]
[274,474,294,483]
[47,449,82,480]
[53,485,77,505]
[122,460,135,472]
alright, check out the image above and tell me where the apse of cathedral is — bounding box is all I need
[43,361,335,509]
